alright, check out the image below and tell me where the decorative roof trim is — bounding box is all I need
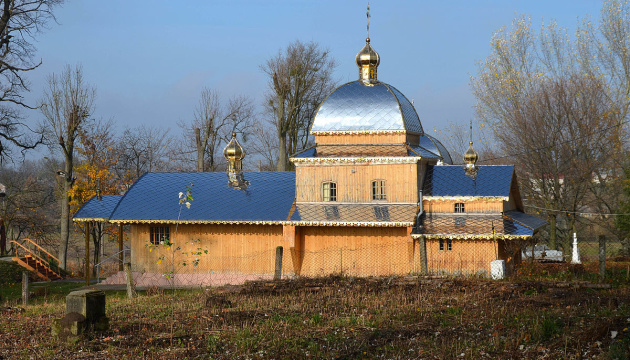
[291,156,420,165]
[109,219,285,225]
[423,196,509,202]
[412,234,531,240]
[73,218,110,223]
[285,221,413,227]
[311,130,416,136]
[108,219,413,227]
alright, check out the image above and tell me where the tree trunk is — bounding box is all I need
[91,223,101,278]
[277,133,287,171]
[549,215,557,250]
[195,128,204,172]
[58,157,73,270]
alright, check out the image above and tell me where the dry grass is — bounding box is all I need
[1,275,629,359]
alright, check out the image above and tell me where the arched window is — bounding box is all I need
[322,182,337,202]
[372,180,386,200]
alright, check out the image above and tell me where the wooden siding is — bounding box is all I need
[130,224,524,279]
[314,133,408,145]
[130,224,288,275]
[423,200,504,213]
[425,238,498,274]
[297,226,410,276]
[296,163,420,203]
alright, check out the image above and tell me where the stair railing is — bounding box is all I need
[10,238,61,277]
[95,247,131,283]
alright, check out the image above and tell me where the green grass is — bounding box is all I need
[1,279,85,305]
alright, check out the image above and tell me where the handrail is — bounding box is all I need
[95,247,131,283]
[10,238,60,275]
[11,238,59,264]
[95,247,130,268]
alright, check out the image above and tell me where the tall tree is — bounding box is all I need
[261,40,336,171]
[68,119,120,274]
[471,13,627,250]
[0,0,63,162]
[181,88,253,172]
[40,64,95,270]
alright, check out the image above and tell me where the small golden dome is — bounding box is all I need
[223,132,245,161]
[355,38,380,68]
[463,141,479,168]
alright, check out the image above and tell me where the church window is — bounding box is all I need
[439,239,452,251]
[454,203,465,213]
[322,182,337,202]
[372,180,386,200]
[150,226,170,245]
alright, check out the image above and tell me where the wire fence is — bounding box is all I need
[90,236,630,288]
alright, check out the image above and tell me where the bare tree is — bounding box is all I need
[261,40,336,171]
[471,13,627,251]
[180,88,253,172]
[249,120,279,171]
[0,159,58,249]
[114,125,173,183]
[40,64,95,270]
[0,0,63,162]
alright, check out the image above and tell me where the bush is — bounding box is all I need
[0,261,30,285]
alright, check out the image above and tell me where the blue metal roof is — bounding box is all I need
[292,147,317,158]
[504,210,548,231]
[109,172,296,223]
[310,81,424,134]
[73,195,123,221]
[423,165,514,197]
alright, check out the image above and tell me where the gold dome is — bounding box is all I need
[355,38,380,67]
[463,141,479,168]
[356,38,380,83]
[223,132,245,161]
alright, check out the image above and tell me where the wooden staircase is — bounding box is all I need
[11,238,64,281]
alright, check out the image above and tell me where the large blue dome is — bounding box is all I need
[310,80,424,134]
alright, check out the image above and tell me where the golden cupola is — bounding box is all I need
[224,132,245,173]
[223,132,249,189]
[356,37,380,83]
[463,141,479,175]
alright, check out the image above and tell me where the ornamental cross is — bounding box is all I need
[366,3,370,38]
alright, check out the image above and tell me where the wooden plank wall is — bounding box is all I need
[130,224,287,275]
[314,133,408,145]
[425,239,498,274]
[298,226,410,277]
[296,163,419,203]
[424,200,504,213]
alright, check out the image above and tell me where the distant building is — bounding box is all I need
[74,36,545,285]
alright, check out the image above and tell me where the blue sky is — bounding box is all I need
[22,0,603,150]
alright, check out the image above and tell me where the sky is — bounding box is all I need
[20,0,604,159]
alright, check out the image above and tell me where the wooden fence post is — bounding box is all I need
[124,262,136,299]
[22,271,28,306]
[118,225,124,271]
[85,222,91,286]
[274,246,283,280]
[419,235,428,274]
[598,235,606,280]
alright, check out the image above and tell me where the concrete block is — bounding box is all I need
[66,290,106,322]
[490,260,505,280]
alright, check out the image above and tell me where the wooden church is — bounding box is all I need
[74,35,546,285]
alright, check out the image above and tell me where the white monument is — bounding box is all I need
[571,232,581,264]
